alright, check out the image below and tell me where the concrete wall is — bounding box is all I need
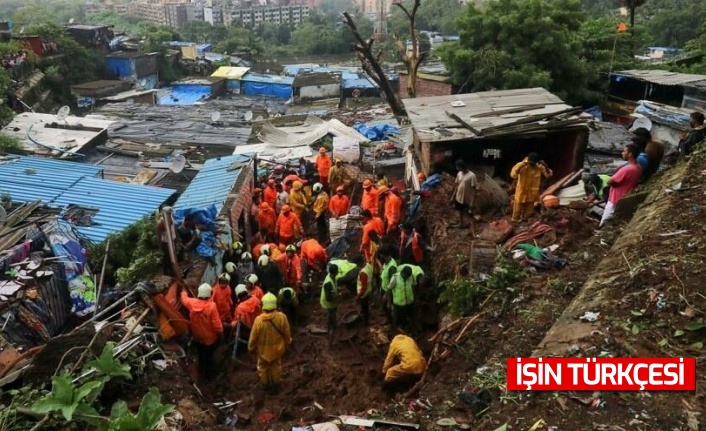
[299,83,340,100]
[399,74,453,99]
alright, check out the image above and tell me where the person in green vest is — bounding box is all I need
[328,257,359,294]
[379,252,398,323]
[354,253,373,325]
[277,287,299,326]
[584,173,611,205]
[320,273,338,347]
[385,265,416,331]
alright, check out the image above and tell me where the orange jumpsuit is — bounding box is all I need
[180,292,223,346]
[361,217,385,262]
[234,295,262,328]
[316,153,332,186]
[263,186,278,212]
[210,282,233,323]
[275,212,304,245]
[384,193,403,232]
[361,187,379,216]
[258,203,277,236]
[329,194,350,218]
[300,239,328,269]
[276,253,302,287]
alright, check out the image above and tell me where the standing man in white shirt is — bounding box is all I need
[450,159,478,231]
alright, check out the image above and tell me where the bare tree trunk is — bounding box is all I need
[392,0,427,98]
[342,11,408,122]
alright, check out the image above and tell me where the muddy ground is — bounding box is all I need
[123,152,706,431]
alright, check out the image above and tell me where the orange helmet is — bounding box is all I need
[281,204,291,213]
[417,172,427,182]
[363,179,373,188]
[542,195,560,208]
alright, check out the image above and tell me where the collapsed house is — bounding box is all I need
[403,88,589,186]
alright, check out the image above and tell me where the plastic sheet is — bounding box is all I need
[353,123,400,141]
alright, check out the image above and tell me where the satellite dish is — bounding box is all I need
[169,155,187,173]
[629,117,653,132]
[69,18,75,24]
[211,111,221,122]
[244,111,253,121]
[0,206,6,228]
[56,106,70,122]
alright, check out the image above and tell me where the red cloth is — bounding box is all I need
[503,222,554,250]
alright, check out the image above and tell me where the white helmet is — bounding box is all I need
[235,284,248,296]
[218,273,231,282]
[313,182,323,193]
[260,244,271,256]
[258,255,269,267]
[247,274,258,284]
[241,252,252,261]
[225,262,236,273]
[197,283,212,299]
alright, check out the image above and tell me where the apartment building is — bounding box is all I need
[226,5,310,27]
[165,3,204,28]
[204,6,225,25]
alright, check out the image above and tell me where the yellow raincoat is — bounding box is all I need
[313,192,330,218]
[382,334,426,383]
[510,158,553,221]
[248,310,292,387]
[289,189,308,220]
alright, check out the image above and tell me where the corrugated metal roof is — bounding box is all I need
[53,177,174,243]
[241,72,294,85]
[342,71,377,89]
[158,85,212,106]
[0,156,173,243]
[616,70,706,87]
[292,72,341,87]
[211,66,251,79]
[174,154,251,213]
[404,87,577,143]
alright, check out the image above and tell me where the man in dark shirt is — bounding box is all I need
[678,112,705,155]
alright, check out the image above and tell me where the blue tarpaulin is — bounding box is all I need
[353,123,400,141]
[174,205,220,257]
[242,81,292,98]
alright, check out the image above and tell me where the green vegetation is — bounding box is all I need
[0,134,23,153]
[438,254,526,318]
[89,216,162,288]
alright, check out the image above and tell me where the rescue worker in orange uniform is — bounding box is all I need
[276,244,302,290]
[399,222,424,265]
[263,179,278,211]
[361,209,385,263]
[275,205,304,246]
[211,273,233,324]
[180,283,224,380]
[361,179,379,217]
[232,284,262,330]
[382,186,403,233]
[258,202,277,240]
[300,236,328,272]
[328,186,350,218]
[248,292,292,391]
[382,334,427,385]
[245,274,264,300]
[315,147,332,187]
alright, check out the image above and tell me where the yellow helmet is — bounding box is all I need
[262,292,277,311]
[232,241,243,251]
[292,181,303,191]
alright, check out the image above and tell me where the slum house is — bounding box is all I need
[240,72,294,99]
[104,51,159,90]
[173,154,253,288]
[210,66,251,94]
[157,77,226,106]
[603,70,706,123]
[70,80,132,109]
[98,89,157,106]
[403,88,588,182]
[66,24,114,52]
[11,35,43,57]
[168,41,212,60]
[398,62,456,99]
[1,112,115,158]
[0,156,174,362]
[291,72,341,103]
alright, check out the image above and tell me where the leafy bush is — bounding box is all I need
[439,254,526,317]
[0,134,23,154]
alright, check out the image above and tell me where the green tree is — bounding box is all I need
[438,0,598,105]
[140,26,185,83]
[388,0,464,35]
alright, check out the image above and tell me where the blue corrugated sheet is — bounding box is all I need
[241,72,293,98]
[53,177,173,243]
[283,63,320,76]
[174,154,251,213]
[197,44,212,53]
[342,71,377,90]
[158,84,212,106]
[105,56,133,79]
[0,157,173,243]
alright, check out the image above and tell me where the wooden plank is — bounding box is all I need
[479,107,583,134]
[540,169,584,199]
[472,104,548,118]
[446,111,483,136]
